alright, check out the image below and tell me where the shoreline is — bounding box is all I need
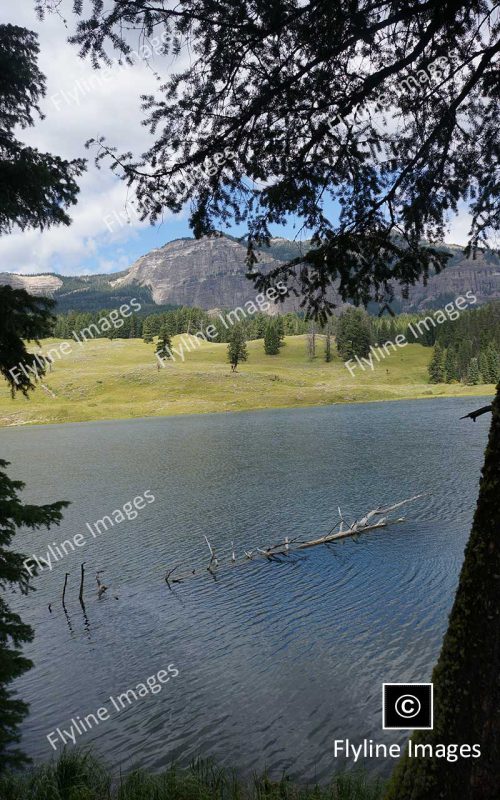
[0,390,494,431]
[0,335,494,429]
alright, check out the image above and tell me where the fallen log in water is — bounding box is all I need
[163,494,425,586]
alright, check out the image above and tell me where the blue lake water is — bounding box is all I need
[0,397,492,781]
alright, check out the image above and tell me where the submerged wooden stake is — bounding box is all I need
[79,562,85,604]
[62,572,69,605]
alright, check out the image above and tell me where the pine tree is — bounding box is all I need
[264,320,282,355]
[0,462,67,770]
[479,350,490,384]
[466,357,480,385]
[155,324,173,360]
[325,322,333,362]
[384,386,500,799]
[142,317,154,343]
[486,345,499,384]
[336,308,372,361]
[128,314,138,338]
[428,343,445,383]
[0,25,79,768]
[227,324,248,371]
[444,346,459,383]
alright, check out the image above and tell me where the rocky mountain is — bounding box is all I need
[110,235,287,310]
[2,235,500,314]
[0,272,63,296]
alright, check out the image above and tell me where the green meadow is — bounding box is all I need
[0,335,493,427]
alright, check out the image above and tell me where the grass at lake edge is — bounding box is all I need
[0,335,493,427]
[0,751,386,800]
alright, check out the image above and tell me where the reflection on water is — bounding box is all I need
[0,397,491,780]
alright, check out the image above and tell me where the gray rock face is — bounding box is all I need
[111,235,287,308]
[1,236,499,312]
[0,272,62,296]
[112,235,500,311]
[399,249,500,309]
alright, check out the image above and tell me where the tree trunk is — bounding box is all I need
[384,384,500,799]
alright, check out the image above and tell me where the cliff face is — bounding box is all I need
[110,236,287,309]
[0,272,63,296]
[398,248,500,309]
[1,236,499,313]
[111,236,500,311]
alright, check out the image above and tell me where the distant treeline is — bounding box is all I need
[51,301,500,383]
[52,306,310,342]
[427,301,500,384]
[335,301,499,384]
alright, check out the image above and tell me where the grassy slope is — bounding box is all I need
[0,335,493,427]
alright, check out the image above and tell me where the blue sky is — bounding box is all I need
[2,1,471,277]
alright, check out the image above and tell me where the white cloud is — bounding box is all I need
[1,1,473,276]
[1,0,178,275]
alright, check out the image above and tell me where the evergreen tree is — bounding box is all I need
[385,388,500,800]
[254,314,268,338]
[64,3,498,318]
[336,308,372,361]
[378,320,389,343]
[264,320,282,355]
[457,340,474,381]
[406,322,419,344]
[479,350,490,384]
[128,314,138,338]
[142,317,154,343]
[155,324,173,360]
[428,343,445,384]
[444,347,459,383]
[0,461,67,770]
[0,27,81,767]
[485,345,499,384]
[227,325,248,371]
[466,357,480,385]
[0,24,83,235]
[324,322,333,363]
[307,321,316,359]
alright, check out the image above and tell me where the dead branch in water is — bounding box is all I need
[165,495,426,586]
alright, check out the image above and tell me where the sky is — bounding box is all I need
[3,1,473,277]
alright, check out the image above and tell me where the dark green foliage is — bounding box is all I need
[444,347,459,383]
[264,320,283,355]
[484,345,499,383]
[227,325,248,371]
[0,24,74,768]
[0,461,68,770]
[428,343,445,383]
[0,287,57,396]
[0,751,385,800]
[466,357,480,385]
[336,309,372,361]
[156,325,173,359]
[142,317,154,343]
[325,323,333,363]
[434,302,500,355]
[129,314,138,338]
[59,2,500,317]
[0,25,84,234]
[384,384,500,799]
[427,302,500,385]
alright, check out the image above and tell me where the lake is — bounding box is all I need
[0,397,492,781]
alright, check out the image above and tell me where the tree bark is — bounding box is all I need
[384,384,500,799]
